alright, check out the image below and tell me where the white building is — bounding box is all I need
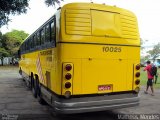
[0,57,12,65]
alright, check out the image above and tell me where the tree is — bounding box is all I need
[1,30,28,65]
[0,31,2,47]
[2,30,29,57]
[0,48,9,66]
[0,0,64,27]
[0,31,8,65]
[44,0,63,6]
[147,43,160,61]
[0,30,28,65]
[0,0,29,27]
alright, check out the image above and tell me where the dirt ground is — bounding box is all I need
[0,66,160,120]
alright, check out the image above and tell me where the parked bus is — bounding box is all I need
[19,2,140,114]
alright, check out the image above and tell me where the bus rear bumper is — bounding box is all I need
[53,93,139,114]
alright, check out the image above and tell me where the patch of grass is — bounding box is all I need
[140,67,160,88]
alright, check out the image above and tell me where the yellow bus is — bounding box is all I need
[19,2,140,114]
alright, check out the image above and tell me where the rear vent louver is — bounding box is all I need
[120,14,139,39]
[65,9,91,35]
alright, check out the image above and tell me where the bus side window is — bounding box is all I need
[26,41,28,51]
[45,24,50,43]
[40,29,45,45]
[21,43,24,53]
[50,20,55,44]
[31,37,34,49]
[28,39,30,51]
[23,43,25,53]
[32,35,35,49]
[34,34,37,50]
[37,32,40,46]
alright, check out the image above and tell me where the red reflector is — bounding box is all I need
[65,73,72,80]
[65,64,72,71]
[135,72,140,77]
[135,79,140,85]
[65,82,71,88]
[136,64,140,70]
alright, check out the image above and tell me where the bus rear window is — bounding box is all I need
[91,10,120,37]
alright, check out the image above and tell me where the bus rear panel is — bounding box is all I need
[57,3,140,113]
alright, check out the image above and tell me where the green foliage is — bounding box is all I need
[147,43,160,60]
[0,47,9,66]
[0,31,2,47]
[0,48,9,57]
[0,0,65,27]
[44,0,63,6]
[2,30,29,57]
[0,0,29,27]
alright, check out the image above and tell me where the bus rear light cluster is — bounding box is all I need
[65,73,72,80]
[134,64,140,88]
[65,82,71,88]
[65,64,72,71]
[63,63,73,98]
[135,72,140,77]
[135,79,140,85]
[136,64,140,70]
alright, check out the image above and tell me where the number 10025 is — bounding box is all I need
[103,47,121,52]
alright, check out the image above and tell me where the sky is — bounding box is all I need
[1,0,160,47]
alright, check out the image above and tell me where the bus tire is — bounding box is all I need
[31,76,37,98]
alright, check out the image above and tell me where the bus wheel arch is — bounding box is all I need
[31,73,38,98]
[35,74,47,105]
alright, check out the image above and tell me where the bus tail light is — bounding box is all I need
[65,64,72,71]
[133,64,140,91]
[136,64,140,70]
[65,73,72,80]
[63,63,73,98]
[135,79,140,85]
[65,82,71,88]
[64,91,71,98]
[135,72,140,77]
